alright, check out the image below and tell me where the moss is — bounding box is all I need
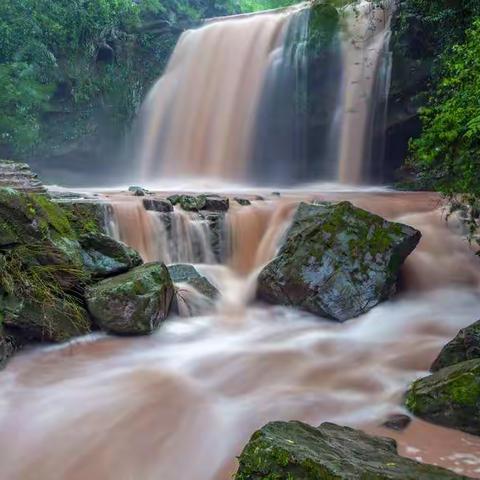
[405,359,480,435]
[30,194,74,238]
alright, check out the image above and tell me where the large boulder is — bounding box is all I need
[431,320,480,372]
[235,421,468,479]
[405,359,480,436]
[79,232,142,278]
[86,262,174,335]
[257,202,421,321]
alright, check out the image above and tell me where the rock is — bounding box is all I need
[382,413,412,431]
[57,200,110,235]
[203,195,229,212]
[128,186,147,196]
[79,232,142,278]
[257,202,421,321]
[0,188,103,344]
[431,320,480,372]
[406,359,480,436]
[168,264,219,316]
[234,197,251,206]
[0,160,46,193]
[203,212,228,262]
[168,194,206,211]
[143,198,173,213]
[167,264,218,299]
[235,421,468,480]
[1,295,91,343]
[86,262,174,335]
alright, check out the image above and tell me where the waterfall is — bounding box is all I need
[132,0,394,186]
[107,199,219,264]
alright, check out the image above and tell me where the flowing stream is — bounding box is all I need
[1,190,480,479]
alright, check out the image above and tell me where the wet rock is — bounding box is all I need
[431,320,480,372]
[128,186,147,196]
[203,212,228,262]
[382,413,412,431]
[235,421,468,479]
[167,264,218,300]
[406,359,480,436]
[168,264,219,316]
[79,232,142,278]
[257,202,421,322]
[0,160,46,193]
[86,262,174,335]
[203,195,229,212]
[234,197,251,206]
[168,194,206,211]
[143,198,173,213]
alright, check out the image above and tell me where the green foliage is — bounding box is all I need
[409,18,480,239]
[0,0,241,159]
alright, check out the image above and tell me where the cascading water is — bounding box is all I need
[133,0,394,186]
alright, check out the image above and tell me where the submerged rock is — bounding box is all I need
[234,197,251,206]
[79,232,142,278]
[257,202,421,321]
[86,262,174,335]
[168,264,219,317]
[431,320,480,372]
[406,359,480,436]
[235,421,468,479]
[382,413,412,431]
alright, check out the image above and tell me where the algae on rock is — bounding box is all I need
[257,201,421,321]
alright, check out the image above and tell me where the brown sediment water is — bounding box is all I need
[133,0,394,186]
[0,190,480,479]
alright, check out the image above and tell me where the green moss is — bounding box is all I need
[31,194,75,238]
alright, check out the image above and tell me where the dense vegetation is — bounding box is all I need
[400,0,480,237]
[0,0,303,182]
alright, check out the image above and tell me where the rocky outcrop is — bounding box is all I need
[0,160,46,193]
[431,320,480,372]
[257,202,421,321]
[85,262,174,335]
[406,359,480,436]
[235,421,468,479]
[0,188,92,343]
[79,232,142,278]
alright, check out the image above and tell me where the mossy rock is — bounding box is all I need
[0,189,93,344]
[58,200,110,236]
[86,262,174,335]
[235,421,469,479]
[79,232,142,279]
[257,202,421,322]
[405,359,480,436]
[167,194,207,211]
[0,295,91,343]
[167,264,218,300]
[431,320,480,372]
